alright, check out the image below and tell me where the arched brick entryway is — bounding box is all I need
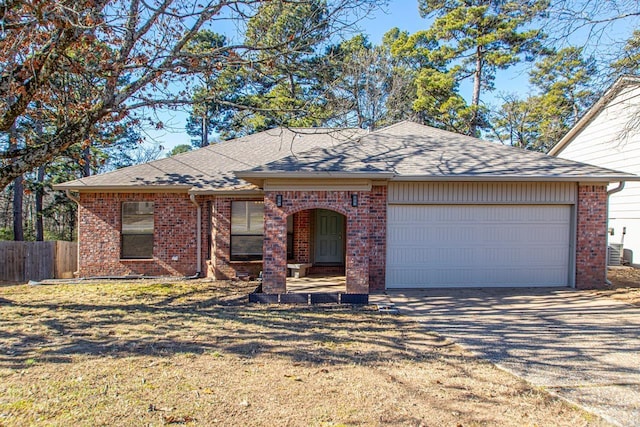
[289,208,346,271]
[262,191,371,294]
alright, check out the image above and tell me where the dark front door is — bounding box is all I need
[315,209,344,264]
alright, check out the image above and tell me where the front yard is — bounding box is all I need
[0,279,607,426]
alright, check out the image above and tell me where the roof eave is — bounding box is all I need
[52,184,193,193]
[234,171,395,186]
[390,175,640,183]
[188,188,264,196]
[235,171,395,179]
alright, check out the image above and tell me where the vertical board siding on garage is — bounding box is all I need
[389,182,576,204]
[386,182,574,289]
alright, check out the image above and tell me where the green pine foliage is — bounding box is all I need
[416,0,548,135]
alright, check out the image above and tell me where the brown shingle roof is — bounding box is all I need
[238,121,638,182]
[55,121,638,192]
[54,127,365,192]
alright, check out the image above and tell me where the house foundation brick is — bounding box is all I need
[77,192,208,277]
[575,185,608,289]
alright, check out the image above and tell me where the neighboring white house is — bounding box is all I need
[549,75,640,265]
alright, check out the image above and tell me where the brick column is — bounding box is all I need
[575,184,607,289]
[263,196,288,293]
[293,210,311,263]
[368,185,387,291]
[345,192,370,294]
[212,198,232,279]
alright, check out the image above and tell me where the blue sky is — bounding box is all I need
[144,0,636,152]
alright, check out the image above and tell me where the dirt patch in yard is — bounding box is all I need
[0,279,607,426]
[599,267,640,306]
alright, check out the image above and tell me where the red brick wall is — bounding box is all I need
[293,210,311,263]
[368,186,387,291]
[262,189,387,294]
[77,183,606,292]
[78,193,208,277]
[575,184,608,289]
[211,197,231,278]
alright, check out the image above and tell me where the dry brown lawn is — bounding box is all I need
[601,267,640,306]
[0,279,607,426]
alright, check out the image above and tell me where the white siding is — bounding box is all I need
[556,85,640,262]
[386,205,571,288]
[388,182,576,204]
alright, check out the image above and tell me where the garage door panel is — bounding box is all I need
[387,205,571,288]
[390,225,568,245]
[388,246,569,266]
[388,267,568,287]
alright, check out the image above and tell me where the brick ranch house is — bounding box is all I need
[54,121,638,293]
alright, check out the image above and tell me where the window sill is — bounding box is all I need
[229,260,263,264]
[120,258,154,262]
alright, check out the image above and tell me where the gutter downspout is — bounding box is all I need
[605,182,626,285]
[189,194,202,278]
[65,190,81,277]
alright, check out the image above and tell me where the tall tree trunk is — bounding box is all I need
[201,109,209,147]
[35,166,44,241]
[571,94,579,125]
[82,145,91,177]
[9,125,24,241]
[12,175,24,241]
[470,46,483,136]
[35,103,44,241]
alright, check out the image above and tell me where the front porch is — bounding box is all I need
[263,201,370,294]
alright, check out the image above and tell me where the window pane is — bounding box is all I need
[231,201,248,233]
[231,201,264,234]
[231,235,263,260]
[123,202,153,216]
[287,233,294,259]
[121,234,153,259]
[247,202,264,234]
[122,202,154,234]
[122,202,153,259]
[231,201,264,260]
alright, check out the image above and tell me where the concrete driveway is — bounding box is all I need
[378,288,640,426]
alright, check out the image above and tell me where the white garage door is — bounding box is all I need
[386,205,571,288]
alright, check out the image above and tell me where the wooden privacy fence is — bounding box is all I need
[0,241,77,282]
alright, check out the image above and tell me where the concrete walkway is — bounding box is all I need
[375,288,640,426]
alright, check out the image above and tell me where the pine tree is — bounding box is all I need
[418,0,548,135]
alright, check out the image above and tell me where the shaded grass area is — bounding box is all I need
[0,280,607,426]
